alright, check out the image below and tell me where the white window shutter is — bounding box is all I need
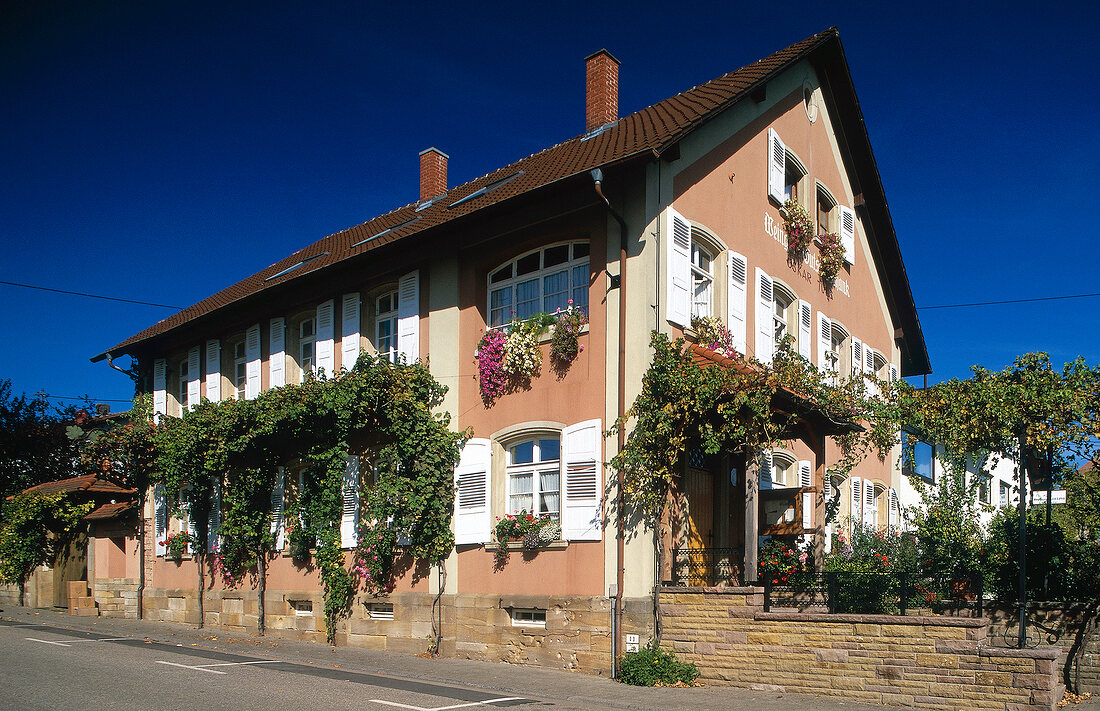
[890,364,899,383]
[397,270,420,363]
[341,292,361,371]
[817,314,832,371]
[726,251,748,353]
[851,337,863,382]
[152,359,167,420]
[797,300,812,360]
[664,207,691,328]
[270,468,285,551]
[454,438,491,545]
[186,346,201,411]
[799,460,812,488]
[245,324,261,400]
[864,481,877,528]
[269,317,286,388]
[825,523,833,554]
[185,495,198,553]
[562,419,603,541]
[207,478,221,554]
[340,456,359,548]
[850,477,862,529]
[824,473,833,498]
[758,450,773,490]
[839,205,856,265]
[888,487,899,529]
[755,268,774,365]
[802,491,813,530]
[767,128,786,204]
[204,340,221,402]
[154,484,167,556]
[316,300,335,376]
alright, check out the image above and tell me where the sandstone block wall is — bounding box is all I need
[93,578,138,618]
[986,602,1100,695]
[660,586,1062,711]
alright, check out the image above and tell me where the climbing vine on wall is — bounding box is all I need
[608,332,902,524]
[81,353,465,644]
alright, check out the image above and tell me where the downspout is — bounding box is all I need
[107,351,144,619]
[590,168,627,675]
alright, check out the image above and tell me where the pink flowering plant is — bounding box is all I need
[476,328,508,402]
[818,232,845,284]
[492,510,561,568]
[161,531,193,561]
[354,523,398,596]
[550,302,587,367]
[476,311,558,403]
[690,316,741,359]
[782,199,814,256]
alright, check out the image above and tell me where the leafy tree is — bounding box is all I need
[0,491,93,605]
[0,379,83,519]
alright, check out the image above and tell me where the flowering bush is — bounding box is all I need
[690,316,740,359]
[818,232,845,284]
[782,199,814,256]
[503,328,542,379]
[550,303,587,366]
[758,538,808,584]
[354,526,397,596]
[476,329,508,402]
[161,531,193,561]
[493,511,560,568]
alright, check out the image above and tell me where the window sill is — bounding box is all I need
[483,540,569,552]
[536,323,588,344]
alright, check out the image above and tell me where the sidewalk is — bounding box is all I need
[1,604,890,711]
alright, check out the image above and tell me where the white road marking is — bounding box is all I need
[155,661,227,674]
[370,697,524,711]
[65,637,131,643]
[26,637,72,646]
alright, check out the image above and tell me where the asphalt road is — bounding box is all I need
[0,619,551,711]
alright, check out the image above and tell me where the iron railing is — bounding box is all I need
[762,571,985,617]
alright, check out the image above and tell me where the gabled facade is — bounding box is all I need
[93,28,929,671]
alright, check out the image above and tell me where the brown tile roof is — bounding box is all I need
[84,501,137,521]
[95,28,838,359]
[18,474,136,497]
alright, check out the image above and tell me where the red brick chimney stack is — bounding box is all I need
[585,49,620,133]
[419,147,448,202]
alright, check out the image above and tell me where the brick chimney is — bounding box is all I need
[419,147,448,202]
[585,49,620,133]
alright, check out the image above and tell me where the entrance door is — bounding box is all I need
[685,466,714,585]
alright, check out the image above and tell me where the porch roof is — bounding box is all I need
[686,343,863,438]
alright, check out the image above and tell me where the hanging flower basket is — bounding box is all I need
[492,511,561,568]
[782,199,814,257]
[818,232,845,284]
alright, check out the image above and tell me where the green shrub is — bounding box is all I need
[618,642,699,686]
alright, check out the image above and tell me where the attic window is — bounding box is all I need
[447,171,524,209]
[263,252,330,282]
[351,217,421,249]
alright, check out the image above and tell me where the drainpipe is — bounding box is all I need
[107,351,144,619]
[591,168,627,675]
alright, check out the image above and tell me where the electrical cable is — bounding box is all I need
[918,293,1100,310]
[0,279,182,309]
[41,394,132,403]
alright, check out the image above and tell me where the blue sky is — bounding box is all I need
[2,1,1098,409]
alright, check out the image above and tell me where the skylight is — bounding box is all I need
[263,252,330,282]
[447,171,525,209]
[351,217,421,249]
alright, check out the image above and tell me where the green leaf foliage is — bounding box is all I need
[0,491,94,588]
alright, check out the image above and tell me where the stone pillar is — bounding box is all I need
[744,458,759,583]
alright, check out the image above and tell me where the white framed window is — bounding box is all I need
[784,152,806,203]
[487,242,589,327]
[299,318,316,381]
[507,436,561,519]
[816,183,837,237]
[999,481,1010,508]
[510,608,546,627]
[771,451,796,488]
[772,282,796,344]
[366,602,394,620]
[690,238,714,319]
[178,360,189,413]
[233,341,247,400]
[375,290,398,363]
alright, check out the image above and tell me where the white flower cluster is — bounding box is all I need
[503,329,542,379]
[538,519,562,543]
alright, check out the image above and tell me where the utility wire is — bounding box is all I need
[41,394,133,403]
[0,279,182,309]
[918,292,1100,310]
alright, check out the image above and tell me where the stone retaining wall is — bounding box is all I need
[93,578,138,618]
[660,586,1062,711]
[987,602,1100,694]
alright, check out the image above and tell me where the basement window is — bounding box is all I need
[510,608,546,627]
[367,603,394,621]
[291,600,313,617]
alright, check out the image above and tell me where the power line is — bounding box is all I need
[41,394,133,403]
[0,279,182,309]
[918,292,1100,310]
